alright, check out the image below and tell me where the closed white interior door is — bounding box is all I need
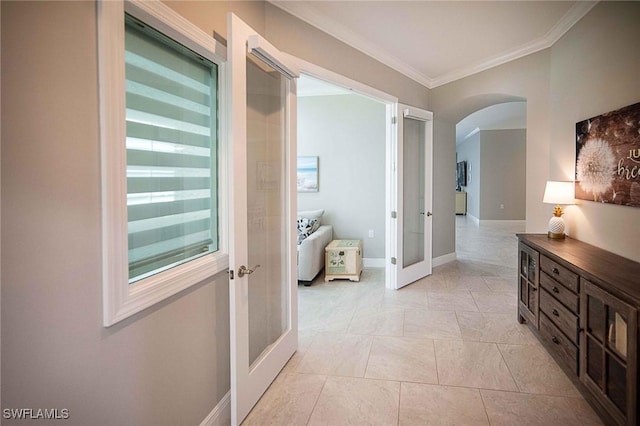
[227,13,298,425]
[394,104,433,288]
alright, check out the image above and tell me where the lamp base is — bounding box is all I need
[547,215,566,239]
[547,231,565,239]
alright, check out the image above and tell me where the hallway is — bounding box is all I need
[242,218,602,425]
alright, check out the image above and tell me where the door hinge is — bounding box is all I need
[392,116,397,124]
[391,257,397,265]
[391,211,397,219]
[229,269,234,280]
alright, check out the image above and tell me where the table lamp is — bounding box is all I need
[543,181,575,239]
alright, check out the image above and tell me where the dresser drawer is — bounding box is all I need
[540,288,579,344]
[540,255,579,293]
[539,313,579,375]
[540,272,579,313]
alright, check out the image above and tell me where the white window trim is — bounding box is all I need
[98,0,228,327]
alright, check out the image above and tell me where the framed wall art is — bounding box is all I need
[297,156,319,193]
[575,102,640,207]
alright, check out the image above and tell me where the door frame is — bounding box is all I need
[284,55,424,290]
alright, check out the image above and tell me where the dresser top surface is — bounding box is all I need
[517,234,640,303]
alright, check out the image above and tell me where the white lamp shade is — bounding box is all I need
[543,181,575,205]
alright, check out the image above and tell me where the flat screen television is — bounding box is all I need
[456,161,467,188]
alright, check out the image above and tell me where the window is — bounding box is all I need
[125,14,218,282]
[99,0,228,326]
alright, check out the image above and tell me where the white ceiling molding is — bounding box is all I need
[269,1,597,90]
[269,0,434,88]
[430,1,598,87]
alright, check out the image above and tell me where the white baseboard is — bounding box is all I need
[363,258,385,268]
[200,391,231,426]
[466,214,480,225]
[433,252,456,267]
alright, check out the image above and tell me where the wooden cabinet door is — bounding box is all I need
[518,242,539,327]
[581,280,637,426]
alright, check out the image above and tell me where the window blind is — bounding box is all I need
[125,15,218,282]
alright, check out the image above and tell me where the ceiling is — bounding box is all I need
[270,1,597,89]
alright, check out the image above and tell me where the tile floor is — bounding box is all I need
[242,216,603,425]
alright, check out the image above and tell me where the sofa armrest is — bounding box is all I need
[298,225,333,281]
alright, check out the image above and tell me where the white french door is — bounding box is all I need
[227,13,299,425]
[391,104,433,289]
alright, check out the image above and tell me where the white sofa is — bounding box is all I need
[297,224,333,284]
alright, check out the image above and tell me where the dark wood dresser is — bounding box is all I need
[517,234,640,426]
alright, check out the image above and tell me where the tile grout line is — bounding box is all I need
[478,389,494,426]
[495,343,521,393]
[432,339,440,385]
[396,380,402,426]
[305,374,329,426]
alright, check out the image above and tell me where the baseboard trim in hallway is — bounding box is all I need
[433,252,456,267]
[200,391,230,426]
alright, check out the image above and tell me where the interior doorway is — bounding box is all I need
[454,101,527,256]
[296,73,388,284]
[290,57,433,290]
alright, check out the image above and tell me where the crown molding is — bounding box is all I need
[430,1,598,87]
[269,0,434,88]
[269,1,597,90]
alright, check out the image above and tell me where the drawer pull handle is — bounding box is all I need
[552,336,560,344]
[552,287,560,293]
[552,267,559,274]
[552,309,559,317]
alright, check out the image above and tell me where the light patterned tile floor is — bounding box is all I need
[242,216,602,425]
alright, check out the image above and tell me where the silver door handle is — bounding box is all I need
[426,212,433,216]
[238,264,260,278]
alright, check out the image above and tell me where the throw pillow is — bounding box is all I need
[297,218,320,245]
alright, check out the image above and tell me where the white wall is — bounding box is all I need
[298,94,386,259]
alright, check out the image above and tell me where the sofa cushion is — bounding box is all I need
[297,217,320,245]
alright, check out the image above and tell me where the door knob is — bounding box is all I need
[426,212,433,217]
[238,264,260,278]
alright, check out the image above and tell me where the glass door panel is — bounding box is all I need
[246,54,289,367]
[607,353,627,413]
[587,336,604,388]
[607,308,628,359]
[228,13,298,425]
[394,104,433,289]
[588,295,606,343]
[402,117,425,268]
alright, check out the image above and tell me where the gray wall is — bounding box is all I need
[431,1,640,262]
[456,133,481,218]
[298,94,386,259]
[1,3,231,425]
[479,129,526,220]
[3,1,639,424]
[0,1,430,424]
[549,1,640,260]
